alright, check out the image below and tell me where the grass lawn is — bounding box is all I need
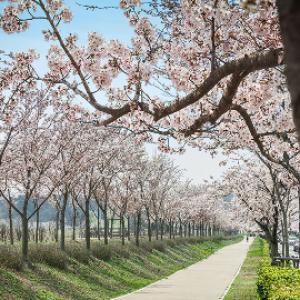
[0,236,241,300]
[224,237,267,300]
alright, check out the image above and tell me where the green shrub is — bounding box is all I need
[111,244,131,258]
[0,244,22,270]
[258,258,300,300]
[152,240,167,252]
[29,243,67,270]
[166,239,176,247]
[65,242,90,264]
[140,240,155,252]
[91,243,112,261]
[138,240,167,252]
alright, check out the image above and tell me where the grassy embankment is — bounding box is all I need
[224,237,267,300]
[0,236,241,300]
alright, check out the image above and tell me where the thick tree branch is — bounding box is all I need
[232,104,300,181]
[181,71,247,136]
[154,48,283,121]
[277,0,300,142]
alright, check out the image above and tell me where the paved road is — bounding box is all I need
[114,239,252,300]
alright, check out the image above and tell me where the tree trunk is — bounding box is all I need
[169,219,172,239]
[60,208,65,251]
[281,220,285,257]
[160,219,164,240]
[121,214,125,245]
[270,239,280,259]
[85,198,91,251]
[146,209,152,242]
[8,203,14,245]
[277,1,300,139]
[72,200,77,241]
[35,206,39,244]
[179,218,183,237]
[60,191,68,251]
[21,215,29,265]
[103,205,109,245]
[281,211,290,257]
[21,194,31,266]
[155,217,159,240]
[298,187,300,258]
[97,204,101,240]
[256,210,279,260]
[55,206,59,242]
[135,211,141,247]
[127,216,130,241]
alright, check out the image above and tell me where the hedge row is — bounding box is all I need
[258,257,300,300]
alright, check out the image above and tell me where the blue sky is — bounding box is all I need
[0,0,229,182]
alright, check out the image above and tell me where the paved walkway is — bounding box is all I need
[114,238,252,300]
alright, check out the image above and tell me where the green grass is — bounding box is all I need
[0,236,241,300]
[224,237,268,300]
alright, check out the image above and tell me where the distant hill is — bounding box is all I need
[0,196,64,222]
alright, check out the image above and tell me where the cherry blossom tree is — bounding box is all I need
[0,1,284,144]
[0,96,69,264]
[0,0,282,265]
[223,153,299,258]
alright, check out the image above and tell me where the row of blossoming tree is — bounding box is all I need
[0,0,300,263]
[0,86,236,266]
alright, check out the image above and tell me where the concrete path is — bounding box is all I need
[114,239,252,300]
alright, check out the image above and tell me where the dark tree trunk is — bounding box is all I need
[97,204,101,240]
[192,221,195,236]
[179,218,183,237]
[121,214,125,245]
[21,215,29,265]
[298,188,300,258]
[256,208,279,260]
[146,209,152,242]
[155,217,159,240]
[35,207,39,244]
[160,219,164,240]
[281,211,289,257]
[169,219,172,239]
[85,198,91,251]
[21,195,30,266]
[72,200,77,241]
[103,205,109,245]
[8,203,14,245]
[277,1,300,139]
[60,191,68,251]
[199,222,201,236]
[55,205,59,242]
[60,208,65,251]
[127,216,131,241]
[135,211,141,247]
[270,239,279,259]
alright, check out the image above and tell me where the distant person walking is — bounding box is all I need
[246,235,249,242]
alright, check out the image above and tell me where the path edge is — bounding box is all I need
[220,238,253,300]
[112,239,244,300]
